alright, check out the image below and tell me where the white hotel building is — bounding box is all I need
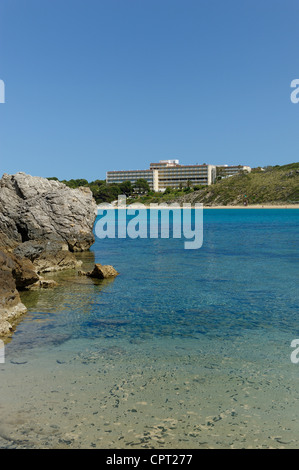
[216,165,251,178]
[106,160,217,192]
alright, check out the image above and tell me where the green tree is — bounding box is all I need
[90,179,106,187]
[95,183,122,203]
[119,180,133,196]
[62,178,89,188]
[133,178,150,194]
[164,186,173,194]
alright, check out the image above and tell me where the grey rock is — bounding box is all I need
[0,173,98,337]
[0,172,97,251]
[14,240,81,273]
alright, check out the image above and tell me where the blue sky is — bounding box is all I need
[0,0,299,181]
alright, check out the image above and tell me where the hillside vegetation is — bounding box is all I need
[178,163,299,206]
[48,162,299,206]
[127,163,299,206]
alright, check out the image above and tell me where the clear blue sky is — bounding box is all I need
[0,0,299,181]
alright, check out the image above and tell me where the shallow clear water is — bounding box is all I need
[1,209,299,448]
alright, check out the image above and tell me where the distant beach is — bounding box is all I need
[98,204,299,210]
[202,204,299,209]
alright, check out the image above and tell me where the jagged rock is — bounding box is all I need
[0,320,14,336]
[0,229,18,252]
[0,249,28,337]
[11,254,40,289]
[80,263,119,279]
[14,240,81,273]
[0,172,98,337]
[0,172,97,251]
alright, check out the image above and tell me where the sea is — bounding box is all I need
[0,209,299,448]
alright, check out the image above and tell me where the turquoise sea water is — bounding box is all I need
[1,209,299,448]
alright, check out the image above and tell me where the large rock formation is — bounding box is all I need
[0,173,98,337]
[0,172,97,251]
[0,248,37,336]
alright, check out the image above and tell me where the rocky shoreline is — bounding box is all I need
[0,172,98,337]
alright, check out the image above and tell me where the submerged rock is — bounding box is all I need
[29,278,58,290]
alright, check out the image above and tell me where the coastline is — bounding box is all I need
[98,203,299,210]
[203,204,299,209]
[2,208,299,449]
